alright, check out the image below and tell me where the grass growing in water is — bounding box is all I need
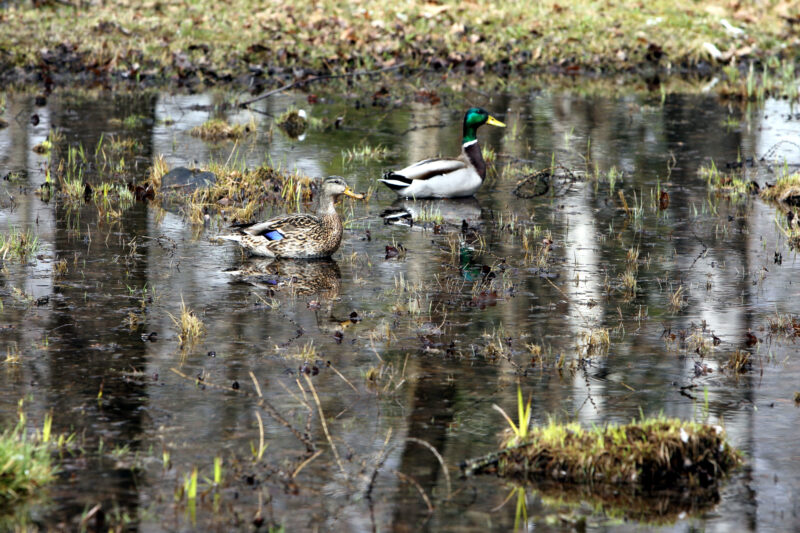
[276,108,308,138]
[0,409,59,503]
[0,227,39,262]
[168,299,205,346]
[700,160,756,199]
[581,327,610,354]
[492,385,532,447]
[150,158,314,225]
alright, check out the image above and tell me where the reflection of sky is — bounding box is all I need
[755,99,800,162]
[153,93,325,180]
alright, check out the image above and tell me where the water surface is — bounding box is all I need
[0,84,799,531]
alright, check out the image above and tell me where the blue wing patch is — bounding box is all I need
[264,230,284,241]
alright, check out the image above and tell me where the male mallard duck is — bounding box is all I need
[221,176,363,258]
[380,107,505,198]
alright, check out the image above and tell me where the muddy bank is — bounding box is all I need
[1,0,799,95]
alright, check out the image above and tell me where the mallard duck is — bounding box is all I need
[380,107,505,198]
[221,176,364,258]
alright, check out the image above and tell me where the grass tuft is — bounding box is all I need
[0,409,60,503]
[168,299,205,346]
[190,117,256,141]
[0,228,40,263]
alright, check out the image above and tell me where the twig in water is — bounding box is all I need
[291,449,323,478]
[303,373,345,474]
[365,428,393,502]
[254,411,266,461]
[405,438,451,498]
[249,371,263,397]
[329,363,358,394]
[393,470,434,513]
[545,277,588,323]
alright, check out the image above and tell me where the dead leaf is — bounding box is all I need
[659,190,670,210]
[704,5,726,16]
[422,4,450,18]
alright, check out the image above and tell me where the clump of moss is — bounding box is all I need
[463,416,741,488]
[761,171,800,204]
[276,109,307,139]
[190,118,256,141]
[32,139,53,155]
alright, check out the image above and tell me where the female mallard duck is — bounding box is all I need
[221,176,363,258]
[380,107,505,198]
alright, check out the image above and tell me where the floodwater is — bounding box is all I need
[1,81,799,532]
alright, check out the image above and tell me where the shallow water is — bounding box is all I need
[1,83,799,531]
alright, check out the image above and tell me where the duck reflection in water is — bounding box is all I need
[225,258,342,300]
[381,197,483,228]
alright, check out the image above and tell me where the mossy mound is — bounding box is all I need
[276,110,307,139]
[189,119,255,141]
[153,163,314,224]
[761,171,800,205]
[463,417,741,489]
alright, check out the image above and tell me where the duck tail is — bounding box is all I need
[219,234,243,244]
[380,172,412,191]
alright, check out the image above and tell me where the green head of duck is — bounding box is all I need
[462,107,506,144]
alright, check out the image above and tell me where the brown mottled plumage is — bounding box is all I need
[221,176,363,258]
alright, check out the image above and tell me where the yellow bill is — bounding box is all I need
[486,115,506,128]
[344,187,365,199]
